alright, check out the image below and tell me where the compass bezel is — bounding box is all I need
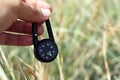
[35,39,58,62]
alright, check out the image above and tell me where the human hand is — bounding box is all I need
[0,0,52,46]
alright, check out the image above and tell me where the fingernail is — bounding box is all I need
[41,9,51,17]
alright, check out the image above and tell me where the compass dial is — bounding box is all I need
[36,39,58,62]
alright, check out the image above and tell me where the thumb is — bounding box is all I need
[14,1,51,22]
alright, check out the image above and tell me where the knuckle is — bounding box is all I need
[32,7,41,16]
[28,7,42,22]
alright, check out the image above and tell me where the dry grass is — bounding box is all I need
[0,0,120,80]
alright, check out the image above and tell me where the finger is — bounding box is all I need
[6,20,44,35]
[36,0,52,11]
[14,1,51,22]
[24,0,52,11]
[0,32,33,46]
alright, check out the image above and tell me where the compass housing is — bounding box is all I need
[35,39,58,62]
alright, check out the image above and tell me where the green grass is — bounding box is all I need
[0,0,120,80]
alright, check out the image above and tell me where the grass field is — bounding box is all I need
[0,0,120,80]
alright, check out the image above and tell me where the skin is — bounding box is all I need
[0,0,52,46]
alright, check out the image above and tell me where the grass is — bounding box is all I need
[0,0,120,80]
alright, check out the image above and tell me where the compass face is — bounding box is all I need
[36,39,58,62]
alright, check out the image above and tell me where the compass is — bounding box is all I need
[32,19,58,62]
[36,39,58,62]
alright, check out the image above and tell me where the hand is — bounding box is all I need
[0,0,52,46]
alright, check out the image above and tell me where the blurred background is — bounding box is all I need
[0,0,120,80]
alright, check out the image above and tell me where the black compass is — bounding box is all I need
[32,19,58,62]
[36,39,58,62]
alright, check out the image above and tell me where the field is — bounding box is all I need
[0,0,120,80]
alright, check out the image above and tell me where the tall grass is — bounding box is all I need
[0,0,120,80]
